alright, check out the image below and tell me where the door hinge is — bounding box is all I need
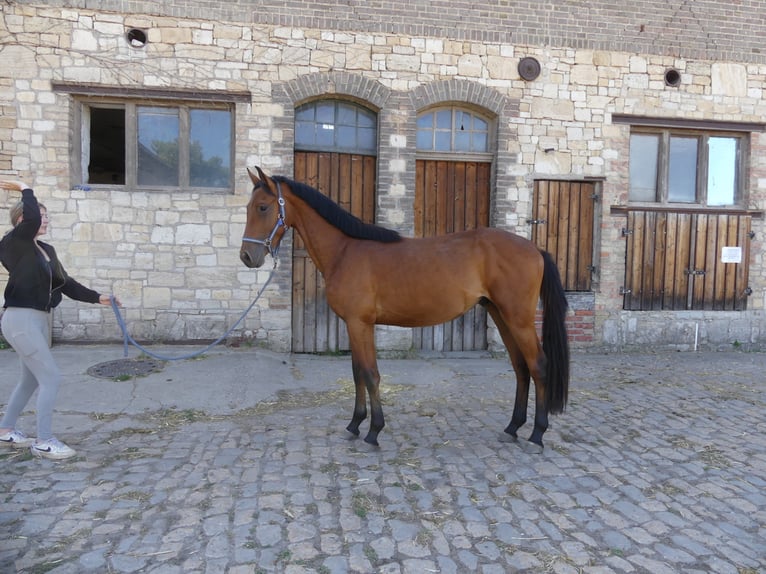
[587,265,598,274]
[744,286,753,296]
[621,228,633,237]
[619,287,631,295]
[527,218,547,225]
[591,194,600,202]
[748,230,756,239]
[685,269,707,276]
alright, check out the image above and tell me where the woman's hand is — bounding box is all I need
[0,180,30,192]
[99,294,122,307]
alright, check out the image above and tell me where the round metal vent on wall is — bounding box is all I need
[664,68,681,87]
[518,57,541,81]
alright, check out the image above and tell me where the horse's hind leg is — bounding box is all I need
[486,303,531,442]
[487,302,548,453]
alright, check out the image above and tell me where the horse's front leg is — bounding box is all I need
[346,321,384,446]
[345,360,367,439]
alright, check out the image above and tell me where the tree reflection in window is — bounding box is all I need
[190,109,231,188]
[137,107,231,188]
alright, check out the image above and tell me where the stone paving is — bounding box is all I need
[0,347,764,573]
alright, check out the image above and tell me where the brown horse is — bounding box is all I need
[240,166,570,452]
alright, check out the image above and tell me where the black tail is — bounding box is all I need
[540,250,570,414]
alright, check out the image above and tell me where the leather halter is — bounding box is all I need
[241,181,288,259]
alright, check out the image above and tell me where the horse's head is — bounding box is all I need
[240,166,288,268]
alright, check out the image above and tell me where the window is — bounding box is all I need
[79,100,233,191]
[417,107,490,154]
[295,100,376,154]
[628,129,746,206]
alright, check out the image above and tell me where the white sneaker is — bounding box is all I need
[31,437,77,460]
[0,429,35,448]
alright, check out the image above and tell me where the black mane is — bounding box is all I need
[274,176,402,243]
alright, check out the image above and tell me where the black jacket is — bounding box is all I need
[0,188,100,311]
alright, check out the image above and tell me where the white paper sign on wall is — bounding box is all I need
[721,246,742,264]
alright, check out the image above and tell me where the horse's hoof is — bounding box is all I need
[499,431,518,443]
[363,434,380,448]
[520,440,544,455]
[343,429,359,441]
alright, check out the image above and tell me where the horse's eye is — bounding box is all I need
[258,204,269,213]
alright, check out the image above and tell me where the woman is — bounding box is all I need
[0,180,120,460]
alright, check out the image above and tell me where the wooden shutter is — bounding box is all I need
[623,210,751,311]
[531,180,596,291]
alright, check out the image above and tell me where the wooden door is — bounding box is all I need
[413,159,491,351]
[531,180,597,291]
[292,151,376,352]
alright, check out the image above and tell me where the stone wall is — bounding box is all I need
[1,1,765,350]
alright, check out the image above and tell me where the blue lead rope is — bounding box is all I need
[109,271,274,361]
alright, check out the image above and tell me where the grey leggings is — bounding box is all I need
[1,307,60,441]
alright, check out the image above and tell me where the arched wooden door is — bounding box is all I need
[292,100,377,353]
[414,107,492,351]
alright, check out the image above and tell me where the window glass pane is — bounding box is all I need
[189,109,230,188]
[315,123,334,147]
[454,110,467,131]
[707,137,737,206]
[295,122,314,147]
[88,107,125,185]
[358,127,376,152]
[629,134,659,201]
[336,125,356,148]
[472,132,488,152]
[473,116,488,131]
[357,109,376,128]
[435,130,451,151]
[417,130,433,150]
[668,136,698,203]
[336,103,356,125]
[417,113,434,129]
[138,106,179,186]
[454,131,471,152]
[295,105,314,122]
[315,102,335,124]
[435,110,452,129]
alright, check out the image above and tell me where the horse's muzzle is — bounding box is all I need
[239,246,265,268]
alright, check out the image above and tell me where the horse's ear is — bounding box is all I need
[247,166,260,185]
[255,166,269,184]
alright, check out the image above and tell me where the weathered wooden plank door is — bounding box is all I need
[292,151,376,352]
[623,210,751,310]
[531,180,596,291]
[413,159,491,351]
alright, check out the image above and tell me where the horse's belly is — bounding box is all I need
[375,294,476,328]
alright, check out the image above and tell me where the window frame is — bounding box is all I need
[294,99,378,155]
[416,105,494,162]
[52,83,250,193]
[72,98,235,192]
[629,127,749,207]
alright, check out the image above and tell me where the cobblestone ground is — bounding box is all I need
[1,350,764,573]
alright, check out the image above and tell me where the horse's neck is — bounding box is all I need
[288,197,347,274]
